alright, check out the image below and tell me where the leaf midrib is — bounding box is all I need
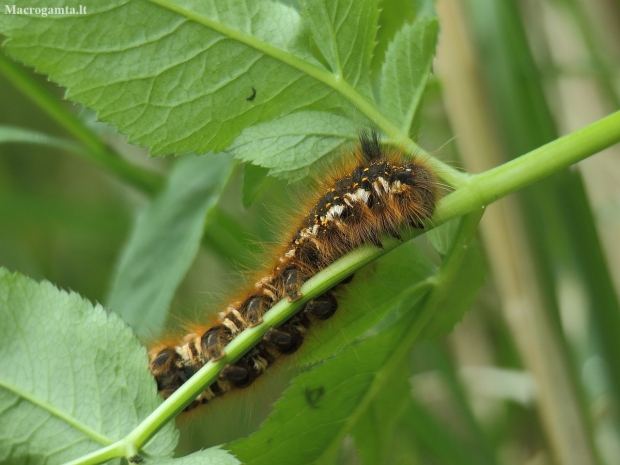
[148,0,338,88]
[0,378,113,446]
[146,3,389,138]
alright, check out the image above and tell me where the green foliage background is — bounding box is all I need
[1,0,619,464]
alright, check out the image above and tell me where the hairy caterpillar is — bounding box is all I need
[148,130,438,411]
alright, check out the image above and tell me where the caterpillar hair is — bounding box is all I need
[148,129,438,411]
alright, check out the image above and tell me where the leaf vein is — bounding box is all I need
[0,380,113,446]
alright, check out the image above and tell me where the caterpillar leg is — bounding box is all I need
[149,347,183,394]
[264,325,304,354]
[304,291,338,320]
[241,295,267,327]
[201,325,232,361]
[282,266,303,302]
[219,347,272,390]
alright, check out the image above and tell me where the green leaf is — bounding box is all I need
[400,398,481,465]
[106,154,235,337]
[379,17,439,132]
[0,124,85,154]
[0,268,178,464]
[371,0,416,77]
[412,343,499,465]
[422,240,486,338]
[201,206,262,268]
[296,240,436,366]
[427,217,461,257]
[0,0,357,156]
[228,111,359,180]
[299,0,378,100]
[411,0,437,17]
[153,446,240,465]
[351,359,412,465]
[228,295,424,465]
[227,212,483,465]
[242,163,271,207]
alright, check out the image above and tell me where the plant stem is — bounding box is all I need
[435,110,620,225]
[0,53,163,195]
[64,442,127,465]
[127,111,620,455]
[68,110,620,463]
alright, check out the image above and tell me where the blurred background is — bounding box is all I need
[1,0,619,464]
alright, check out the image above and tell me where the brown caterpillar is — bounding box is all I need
[148,130,437,411]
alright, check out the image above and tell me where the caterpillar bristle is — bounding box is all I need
[148,129,438,410]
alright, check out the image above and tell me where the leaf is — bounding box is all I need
[411,343,499,465]
[0,124,85,154]
[242,163,271,207]
[412,0,437,17]
[201,206,261,268]
[422,215,487,339]
[228,111,359,180]
[0,0,358,156]
[421,236,486,338]
[296,239,436,366]
[0,268,178,464]
[153,446,240,465]
[351,359,412,465]
[400,398,482,465]
[379,17,439,132]
[427,217,461,257]
[227,212,483,464]
[299,0,378,99]
[228,293,425,465]
[371,0,416,75]
[106,154,235,338]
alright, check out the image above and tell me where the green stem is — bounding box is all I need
[64,442,127,465]
[0,53,164,195]
[133,111,620,445]
[69,111,620,463]
[435,110,620,224]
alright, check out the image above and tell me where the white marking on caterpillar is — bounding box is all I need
[373,182,383,197]
[378,176,390,193]
[262,287,277,300]
[200,387,216,401]
[222,318,240,334]
[231,308,247,327]
[355,188,370,204]
[254,355,269,372]
[176,345,192,363]
[326,204,345,220]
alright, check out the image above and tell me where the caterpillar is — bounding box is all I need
[148,130,438,411]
